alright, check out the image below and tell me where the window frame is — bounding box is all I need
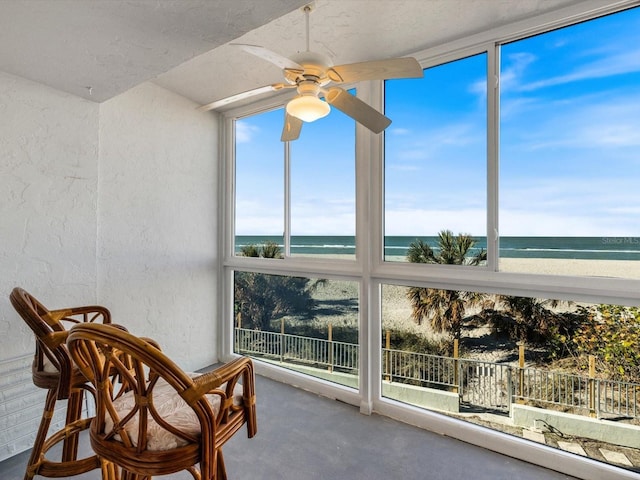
[219,3,640,478]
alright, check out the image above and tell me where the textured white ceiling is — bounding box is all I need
[153,0,600,107]
[0,0,622,107]
[0,0,307,102]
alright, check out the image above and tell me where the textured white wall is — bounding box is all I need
[98,82,219,371]
[0,75,219,460]
[0,72,100,461]
[0,71,100,358]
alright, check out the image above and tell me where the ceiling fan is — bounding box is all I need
[198,3,424,141]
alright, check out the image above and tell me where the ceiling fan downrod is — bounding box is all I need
[303,4,312,52]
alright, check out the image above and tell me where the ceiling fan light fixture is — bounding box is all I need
[200,5,423,141]
[286,95,330,122]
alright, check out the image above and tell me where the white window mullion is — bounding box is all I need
[487,43,500,272]
[355,82,373,414]
[284,139,291,257]
[221,115,237,361]
[363,79,386,414]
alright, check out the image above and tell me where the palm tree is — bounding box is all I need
[406,230,487,338]
[490,295,570,343]
[234,242,322,330]
[406,230,486,266]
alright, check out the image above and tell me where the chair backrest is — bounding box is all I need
[10,287,111,399]
[67,323,256,479]
[67,323,209,450]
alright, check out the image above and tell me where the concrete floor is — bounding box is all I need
[0,373,578,480]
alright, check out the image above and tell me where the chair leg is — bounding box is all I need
[23,388,57,480]
[62,387,85,462]
[215,450,227,480]
[120,470,146,480]
[101,458,121,480]
[24,385,99,480]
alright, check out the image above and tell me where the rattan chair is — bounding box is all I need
[67,322,257,480]
[9,287,109,480]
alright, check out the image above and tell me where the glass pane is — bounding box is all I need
[500,7,640,278]
[234,271,359,389]
[290,94,356,259]
[234,109,285,255]
[384,54,487,262]
[381,283,640,473]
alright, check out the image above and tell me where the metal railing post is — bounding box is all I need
[453,339,459,395]
[280,318,285,363]
[385,330,391,382]
[234,326,238,353]
[518,343,525,404]
[589,355,596,417]
[328,323,333,372]
[507,366,513,411]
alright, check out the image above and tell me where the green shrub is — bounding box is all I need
[572,304,640,382]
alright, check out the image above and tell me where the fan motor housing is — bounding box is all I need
[290,51,333,85]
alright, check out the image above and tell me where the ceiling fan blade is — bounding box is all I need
[198,83,292,112]
[281,113,303,142]
[325,87,391,133]
[232,43,303,71]
[328,57,423,83]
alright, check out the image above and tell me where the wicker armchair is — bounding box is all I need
[9,287,110,480]
[67,322,257,480]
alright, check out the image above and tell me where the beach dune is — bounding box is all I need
[311,257,640,332]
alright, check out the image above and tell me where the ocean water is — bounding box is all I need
[235,235,640,261]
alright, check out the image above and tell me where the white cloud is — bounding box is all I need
[519,49,640,92]
[388,120,483,164]
[499,176,640,236]
[235,122,260,143]
[290,213,356,236]
[500,52,537,92]
[387,163,421,172]
[506,92,640,150]
[384,208,486,237]
[236,197,356,236]
[389,127,412,136]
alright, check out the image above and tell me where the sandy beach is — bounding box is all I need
[299,251,640,279]
[500,257,640,279]
[382,256,640,279]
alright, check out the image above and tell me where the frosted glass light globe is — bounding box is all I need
[286,95,330,122]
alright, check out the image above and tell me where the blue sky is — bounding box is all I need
[236,7,640,237]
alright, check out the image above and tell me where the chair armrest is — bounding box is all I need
[189,357,253,396]
[186,357,257,438]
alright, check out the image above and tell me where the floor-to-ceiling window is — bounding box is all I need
[235,108,285,250]
[224,5,640,478]
[499,8,640,279]
[384,53,487,263]
[231,103,360,391]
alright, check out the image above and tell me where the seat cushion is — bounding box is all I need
[104,374,243,451]
[42,355,58,373]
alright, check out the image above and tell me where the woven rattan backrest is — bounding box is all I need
[67,323,211,453]
[11,287,74,396]
[11,287,112,399]
[67,323,256,480]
